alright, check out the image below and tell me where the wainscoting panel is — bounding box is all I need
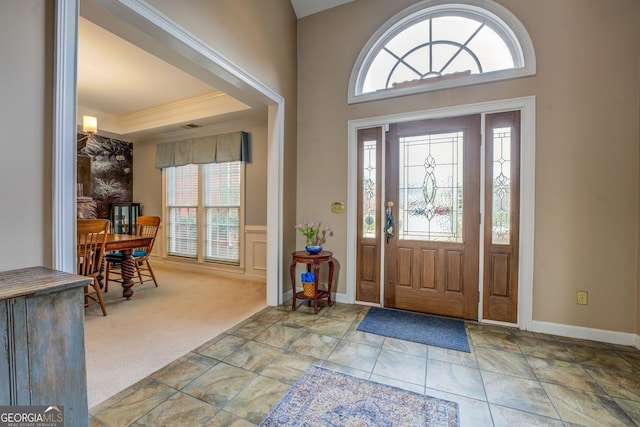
[154,225,266,282]
[245,225,267,281]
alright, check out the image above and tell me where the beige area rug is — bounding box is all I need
[261,366,458,426]
[83,263,266,408]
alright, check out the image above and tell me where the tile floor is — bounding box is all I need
[89,302,640,426]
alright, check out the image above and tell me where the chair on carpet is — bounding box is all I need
[105,215,161,292]
[77,218,110,316]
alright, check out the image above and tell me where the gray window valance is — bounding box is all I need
[155,131,249,169]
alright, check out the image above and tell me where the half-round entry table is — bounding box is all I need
[290,250,334,314]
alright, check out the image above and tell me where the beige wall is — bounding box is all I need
[146,0,299,278]
[0,0,295,271]
[297,0,640,332]
[0,1,53,271]
[3,0,638,335]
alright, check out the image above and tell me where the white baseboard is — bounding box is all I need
[531,320,638,348]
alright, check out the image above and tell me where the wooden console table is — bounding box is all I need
[0,266,91,426]
[290,250,334,314]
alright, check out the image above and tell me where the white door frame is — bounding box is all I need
[347,96,535,330]
[52,0,284,306]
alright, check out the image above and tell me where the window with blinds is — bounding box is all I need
[166,164,198,258]
[203,163,240,262]
[165,162,243,264]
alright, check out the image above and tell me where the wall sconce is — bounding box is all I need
[82,115,97,134]
[78,115,98,144]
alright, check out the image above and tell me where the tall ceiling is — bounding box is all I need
[289,0,354,18]
[77,0,354,141]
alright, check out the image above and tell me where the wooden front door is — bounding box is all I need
[384,115,481,320]
[355,112,521,322]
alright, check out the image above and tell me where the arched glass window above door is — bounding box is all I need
[348,0,536,104]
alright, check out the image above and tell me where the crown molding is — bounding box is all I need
[78,91,250,136]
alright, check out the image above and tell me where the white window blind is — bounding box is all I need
[165,162,242,264]
[166,164,198,258]
[203,163,241,262]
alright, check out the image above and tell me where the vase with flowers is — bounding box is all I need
[295,220,331,254]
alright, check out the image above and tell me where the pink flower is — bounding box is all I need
[295,220,331,246]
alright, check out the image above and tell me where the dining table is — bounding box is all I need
[101,233,154,299]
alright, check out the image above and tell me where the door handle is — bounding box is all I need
[385,201,395,243]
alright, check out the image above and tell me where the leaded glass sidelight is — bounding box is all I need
[362,139,377,238]
[398,131,464,242]
[492,127,511,244]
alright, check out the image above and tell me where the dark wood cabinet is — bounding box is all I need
[110,203,141,234]
[0,267,91,426]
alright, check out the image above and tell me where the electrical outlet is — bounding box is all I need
[577,291,588,305]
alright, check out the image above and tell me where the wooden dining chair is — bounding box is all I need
[105,216,161,291]
[77,218,110,316]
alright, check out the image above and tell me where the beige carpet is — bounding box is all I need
[83,263,266,408]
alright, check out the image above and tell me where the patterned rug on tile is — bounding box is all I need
[357,307,470,352]
[260,366,458,427]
